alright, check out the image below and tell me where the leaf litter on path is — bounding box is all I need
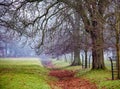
[49,70,97,89]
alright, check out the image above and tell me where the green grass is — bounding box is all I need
[52,59,70,68]
[104,60,111,70]
[0,58,52,89]
[77,69,120,89]
[0,58,120,89]
[0,58,43,66]
[51,59,82,70]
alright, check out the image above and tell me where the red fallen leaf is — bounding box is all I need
[49,70,97,89]
[49,70,76,79]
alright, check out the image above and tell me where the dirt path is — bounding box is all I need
[49,70,97,89]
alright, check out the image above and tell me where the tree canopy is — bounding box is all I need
[0,0,120,72]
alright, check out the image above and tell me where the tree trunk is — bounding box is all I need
[71,49,81,66]
[116,39,120,79]
[84,33,88,68]
[115,10,120,79]
[70,52,74,63]
[91,21,105,69]
[89,54,92,68]
[56,57,59,60]
[71,12,81,66]
[84,50,88,68]
[64,54,67,62]
[5,43,7,57]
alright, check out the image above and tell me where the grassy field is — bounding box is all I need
[0,58,120,89]
[0,58,53,89]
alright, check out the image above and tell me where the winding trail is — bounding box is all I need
[49,70,97,89]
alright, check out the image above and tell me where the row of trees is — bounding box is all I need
[0,0,119,78]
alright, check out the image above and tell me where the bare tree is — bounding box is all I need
[0,0,119,69]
